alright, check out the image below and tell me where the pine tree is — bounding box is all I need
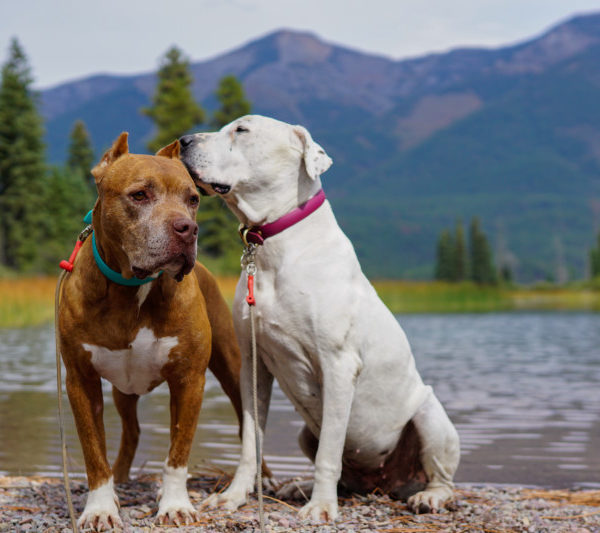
[197,76,252,268]
[143,46,205,153]
[211,75,251,129]
[40,166,94,272]
[67,119,95,187]
[434,229,455,281]
[454,220,468,282]
[590,232,600,278]
[0,38,46,271]
[469,217,497,284]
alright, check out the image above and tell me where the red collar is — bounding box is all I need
[239,189,326,246]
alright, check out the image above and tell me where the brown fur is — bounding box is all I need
[58,134,245,496]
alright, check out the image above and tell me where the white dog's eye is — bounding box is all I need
[235,125,249,133]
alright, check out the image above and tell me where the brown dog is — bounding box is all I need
[58,133,243,530]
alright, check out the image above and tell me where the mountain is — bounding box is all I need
[40,13,600,280]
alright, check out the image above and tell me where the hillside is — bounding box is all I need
[40,13,600,280]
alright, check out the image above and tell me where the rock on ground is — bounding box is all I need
[0,475,599,532]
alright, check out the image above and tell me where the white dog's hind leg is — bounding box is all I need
[407,392,460,514]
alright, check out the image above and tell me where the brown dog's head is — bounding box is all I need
[91,133,199,282]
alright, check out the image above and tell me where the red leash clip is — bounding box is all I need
[246,274,256,306]
[59,240,84,272]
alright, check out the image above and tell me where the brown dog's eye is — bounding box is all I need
[190,194,200,207]
[130,191,147,201]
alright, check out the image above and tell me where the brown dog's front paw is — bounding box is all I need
[155,505,200,526]
[79,479,122,531]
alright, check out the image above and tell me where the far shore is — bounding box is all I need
[0,275,598,328]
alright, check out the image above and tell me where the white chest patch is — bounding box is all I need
[83,327,178,395]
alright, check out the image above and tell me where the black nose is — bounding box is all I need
[173,217,199,243]
[179,135,196,148]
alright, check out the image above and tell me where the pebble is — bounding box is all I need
[1,476,599,532]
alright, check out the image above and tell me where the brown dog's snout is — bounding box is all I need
[172,217,198,243]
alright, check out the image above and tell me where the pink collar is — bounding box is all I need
[239,189,326,246]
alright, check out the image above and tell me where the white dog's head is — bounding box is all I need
[179,115,332,225]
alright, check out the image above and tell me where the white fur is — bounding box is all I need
[78,476,122,530]
[136,281,154,309]
[181,115,460,521]
[83,327,178,395]
[157,462,199,524]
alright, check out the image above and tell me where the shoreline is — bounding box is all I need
[1,276,599,328]
[1,474,599,532]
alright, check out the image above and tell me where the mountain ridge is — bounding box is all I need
[39,12,600,280]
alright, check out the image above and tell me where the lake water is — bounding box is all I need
[0,312,598,489]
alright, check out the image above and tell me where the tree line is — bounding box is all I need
[1,37,600,282]
[0,39,248,274]
[434,218,503,285]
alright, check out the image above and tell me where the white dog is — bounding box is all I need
[179,115,460,522]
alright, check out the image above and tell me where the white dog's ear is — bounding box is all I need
[293,126,332,180]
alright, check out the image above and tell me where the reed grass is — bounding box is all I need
[0,275,598,328]
[0,277,57,328]
[373,281,513,313]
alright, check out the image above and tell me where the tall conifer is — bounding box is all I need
[143,46,205,153]
[67,119,95,186]
[434,229,455,281]
[469,217,497,284]
[454,220,468,282]
[0,38,46,270]
[590,232,600,278]
[197,76,252,268]
[211,75,251,129]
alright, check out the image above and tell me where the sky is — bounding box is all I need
[2,0,600,89]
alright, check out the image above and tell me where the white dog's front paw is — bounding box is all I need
[407,486,453,514]
[203,487,248,511]
[78,479,122,531]
[298,498,338,522]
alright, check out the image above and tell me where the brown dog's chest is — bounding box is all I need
[83,324,179,395]
[63,270,211,396]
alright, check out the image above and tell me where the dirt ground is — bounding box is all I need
[1,474,599,532]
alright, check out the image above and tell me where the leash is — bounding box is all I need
[56,224,93,533]
[242,244,265,532]
[55,269,79,532]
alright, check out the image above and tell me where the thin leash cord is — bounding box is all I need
[250,297,266,532]
[244,241,265,533]
[54,269,79,532]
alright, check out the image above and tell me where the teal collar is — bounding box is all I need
[86,210,162,287]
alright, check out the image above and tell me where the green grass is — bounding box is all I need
[0,277,57,328]
[374,280,600,313]
[1,276,598,328]
[373,281,513,313]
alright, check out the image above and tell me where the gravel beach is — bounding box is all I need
[1,474,599,532]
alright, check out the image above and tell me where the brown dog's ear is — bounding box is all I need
[155,139,181,159]
[91,132,129,184]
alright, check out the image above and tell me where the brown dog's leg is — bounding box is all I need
[65,367,122,529]
[194,263,243,426]
[155,372,206,525]
[194,263,272,477]
[112,387,140,483]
